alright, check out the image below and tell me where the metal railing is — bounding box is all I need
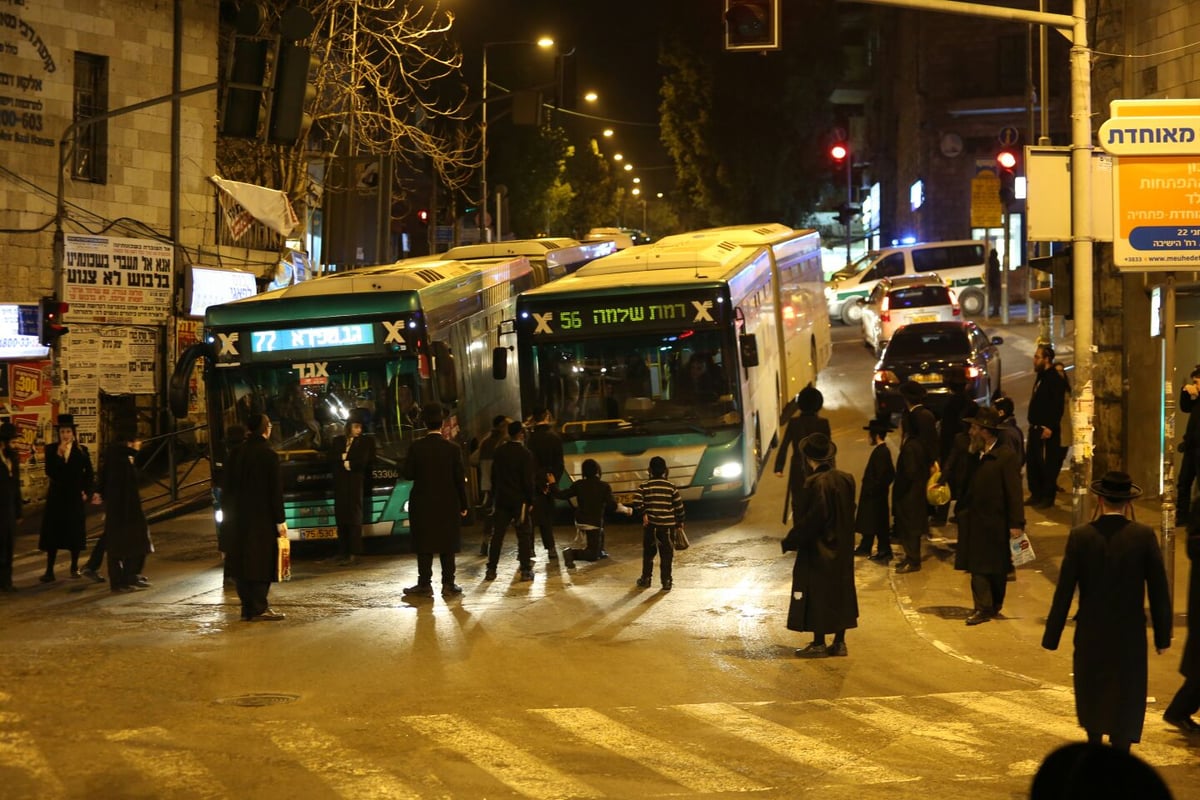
[134,423,213,519]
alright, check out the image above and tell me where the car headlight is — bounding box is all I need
[214,508,224,525]
[712,461,743,479]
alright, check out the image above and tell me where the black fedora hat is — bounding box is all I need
[55,413,76,429]
[796,384,824,414]
[800,432,837,462]
[1090,470,1142,501]
[965,405,1003,431]
[898,380,926,404]
[863,417,894,434]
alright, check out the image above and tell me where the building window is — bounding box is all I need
[73,52,108,183]
[996,35,1025,96]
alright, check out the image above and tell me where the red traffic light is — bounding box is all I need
[829,143,849,164]
[996,149,1017,171]
[417,209,429,223]
[38,297,69,346]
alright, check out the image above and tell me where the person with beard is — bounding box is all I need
[38,414,94,582]
[783,433,858,657]
[330,409,375,566]
[1043,471,1171,752]
[774,384,831,523]
[1026,344,1067,509]
[953,406,1024,624]
[226,413,288,621]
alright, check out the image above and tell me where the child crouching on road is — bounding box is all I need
[636,456,685,591]
[552,458,632,568]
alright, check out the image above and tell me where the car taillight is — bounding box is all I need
[952,304,961,316]
[874,369,899,384]
[966,365,981,379]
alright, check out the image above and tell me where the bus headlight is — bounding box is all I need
[214,508,224,525]
[403,500,410,513]
[712,461,743,480]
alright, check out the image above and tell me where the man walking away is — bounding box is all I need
[402,403,469,597]
[226,414,288,621]
[1042,471,1172,752]
[487,420,536,582]
[527,409,564,560]
[854,418,894,562]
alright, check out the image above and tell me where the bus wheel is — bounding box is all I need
[959,289,985,316]
[841,298,863,324]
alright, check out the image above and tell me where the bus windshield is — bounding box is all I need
[528,329,740,439]
[209,355,426,465]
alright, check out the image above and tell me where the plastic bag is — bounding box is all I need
[1010,531,1035,567]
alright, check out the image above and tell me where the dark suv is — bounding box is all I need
[872,321,1003,416]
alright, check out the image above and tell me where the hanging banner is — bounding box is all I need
[63,235,174,323]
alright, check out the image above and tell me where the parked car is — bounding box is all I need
[859,274,960,355]
[825,239,988,324]
[872,320,1003,416]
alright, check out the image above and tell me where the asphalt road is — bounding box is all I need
[2,316,1197,799]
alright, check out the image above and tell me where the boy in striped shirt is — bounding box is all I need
[636,456,685,591]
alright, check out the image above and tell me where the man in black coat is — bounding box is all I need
[854,417,895,562]
[526,409,564,560]
[782,433,858,658]
[1165,513,1200,734]
[1026,344,1067,509]
[226,414,287,621]
[38,414,93,582]
[402,403,468,596]
[953,406,1024,624]
[1042,471,1172,752]
[331,408,375,566]
[894,381,937,573]
[773,384,831,524]
[487,420,537,582]
[0,422,21,592]
[1177,366,1200,526]
[96,424,152,593]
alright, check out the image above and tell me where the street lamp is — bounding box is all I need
[481,37,554,242]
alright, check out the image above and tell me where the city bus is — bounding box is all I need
[654,224,830,411]
[171,253,544,544]
[504,232,817,504]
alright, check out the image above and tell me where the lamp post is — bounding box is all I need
[481,37,554,242]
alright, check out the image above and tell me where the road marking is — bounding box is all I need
[403,713,600,799]
[0,708,67,798]
[262,720,423,799]
[811,696,989,760]
[533,706,765,794]
[673,702,916,785]
[106,727,225,799]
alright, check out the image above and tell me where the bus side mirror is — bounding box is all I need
[492,346,508,380]
[432,340,458,403]
[739,333,759,368]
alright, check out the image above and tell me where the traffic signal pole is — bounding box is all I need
[844,149,853,269]
[847,0,1092,527]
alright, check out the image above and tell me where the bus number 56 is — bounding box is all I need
[562,310,582,329]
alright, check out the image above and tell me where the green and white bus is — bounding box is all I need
[505,225,827,504]
[173,252,556,544]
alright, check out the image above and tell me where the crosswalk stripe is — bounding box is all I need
[938,689,1198,768]
[810,696,990,760]
[0,711,67,798]
[261,720,422,799]
[403,713,600,799]
[105,727,224,798]
[532,706,766,794]
[674,702,917,785]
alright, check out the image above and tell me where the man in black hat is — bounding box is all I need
[0,421,21,592]
[96,423,152,593]
[774,384,831,523]
[782,433,858,658]
[402,403,469,596]
[1026,344,1067,509]
[330,408,375,566]
[893,381,937,573]
[225,413,288,621]
[38,413,94,582]
[953,406,1024,625]
[854,418,895,561]
[1043,471,1172,752]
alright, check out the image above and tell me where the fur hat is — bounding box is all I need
[796,384,824,414]
[898,380,926,404]
[800,432,837,462]
[1090,470,1142,501]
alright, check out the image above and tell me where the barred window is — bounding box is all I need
[73,52,108,184]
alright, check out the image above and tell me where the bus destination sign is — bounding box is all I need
[250,322,375,354]
[523,295,724,336]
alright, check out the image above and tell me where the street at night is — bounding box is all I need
[3,320,1197,799]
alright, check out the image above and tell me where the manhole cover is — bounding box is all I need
[216,693,300,707]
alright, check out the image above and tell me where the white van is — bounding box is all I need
[825,240,988,324]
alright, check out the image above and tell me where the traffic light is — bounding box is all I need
[417,209,430,224]
[267,6,318,145]
[835,202,860,227]
[220,4,269,138]
[996,148,1018,207]
[38,296,69,346]
[1030,248,1073,320]
[724,0,780,51]
[829,142,849,167]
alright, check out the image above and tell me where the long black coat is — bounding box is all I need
[954,441,1024,576]
[39,441,93,552]
[1042,515,1172,744]
[1182,530,1200,680]
[854,442,893,537]
[783,464,858,635]
[0,445,21,558]
[774,413,831,491]
[225,435,285,583]
[331,434,375,528]
[404,432,467,554]
[97,443,150,560]
[892,435,929,541]
[1028,364,1067,433]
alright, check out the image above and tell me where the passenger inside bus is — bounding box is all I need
[674,353,725,403]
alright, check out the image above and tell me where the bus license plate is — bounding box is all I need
[912,373,941,384]
[615,492,638,506]
[303,526,338,540]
